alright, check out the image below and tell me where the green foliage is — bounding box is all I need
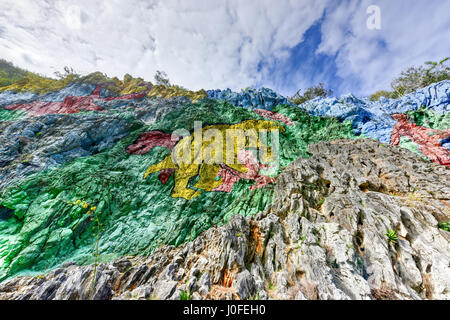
[0,60,203,102]
[385,229,398,244]
[154,70,171,86]
[0,62,82,94]
[248,293,260,300]
[373,58,450,99]
[290,83,333,105]
[0,59,30,87]
[316,197,326,209]
[0,71,79,94]
[54,66,78,80]
[147,84,206,101]
[0,60,152,97]
[180,290,192,300]
[438,222,450,232]
[370,90,394,101]
[391,66,427,97]
[68,200,104,299]
[422,58,450,85]
[77,71,110,85]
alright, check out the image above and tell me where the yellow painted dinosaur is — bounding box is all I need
[144,120,284,200]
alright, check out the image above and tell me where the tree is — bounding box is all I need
[154,70,171,86]
[370,90,394,101]
[290,83,333,105]
[423,57,450,85]
[390,66,427,97]
[390,58,450,98]
[371,58,450,100]
[54,66,78,80]
[0,59,30,87]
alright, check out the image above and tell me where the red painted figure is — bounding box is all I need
[390,114,450,166]
[5,83,151,116]
[253,109,294,126]
[126,131,181,185]
[126,131,181,155]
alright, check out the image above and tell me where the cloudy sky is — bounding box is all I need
[0,0,449,97]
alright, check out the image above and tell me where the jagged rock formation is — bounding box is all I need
[1,140,448,300]
[300,81,449,146]
[0,66,448,300]
[206,87,294,110]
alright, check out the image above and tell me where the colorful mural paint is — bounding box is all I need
[126,131,181,155]
[132,120,284,200]
[213,149,276,192]
[253,108,295,126]
[391,114,450,166]
[0,69,448,282]
[4,83,151,116]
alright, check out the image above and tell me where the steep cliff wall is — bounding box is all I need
[0,73,448,300]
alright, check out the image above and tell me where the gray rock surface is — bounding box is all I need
[0,96,189,191]
[0,139,448,300]
[0,114,139,190]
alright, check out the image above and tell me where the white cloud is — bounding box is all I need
[0,0,329,91]
[0,0,449,96]
[318,0,450,95]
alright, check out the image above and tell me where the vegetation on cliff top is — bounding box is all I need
[371,57,450,101]
[290,83,333,105]
[0,62,206,101]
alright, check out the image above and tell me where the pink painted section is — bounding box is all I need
[390,114,450,166]
[214,150,275,192]
[126,131,181,155]
[213,167,241,192]
[5,96,103,116]
[254,109,294,126]
[91,85,105,98]
[4,83,151,116]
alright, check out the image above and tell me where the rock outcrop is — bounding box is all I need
[1,140,448,300]
[207,87,294,110]
[0,97,356,282]
[300,81,449,145]
[0,66,448,300]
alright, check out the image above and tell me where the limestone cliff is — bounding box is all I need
[0,70,448,300]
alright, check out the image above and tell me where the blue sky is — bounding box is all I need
[0,0,449,97]
[256,17,346,96]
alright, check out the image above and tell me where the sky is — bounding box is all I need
[0,0,449,97]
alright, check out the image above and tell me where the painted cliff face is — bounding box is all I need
[0,75,448,283]
[128,119,284,200]
[3,83,152,116]
[391,113,450,166]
